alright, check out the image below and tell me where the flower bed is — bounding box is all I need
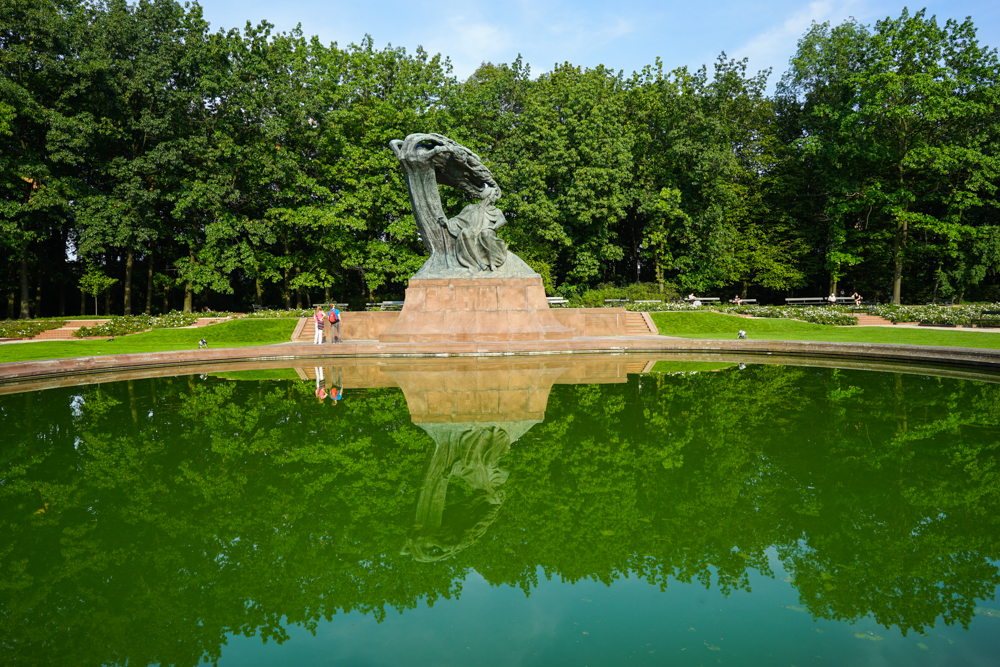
[74,311,207,337]
[628,302,858,325]
[625,301,701,312]
[0,318,67,339]
[870,303,1000,326]
[244,308,313,318]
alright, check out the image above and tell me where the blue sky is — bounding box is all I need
[197,1,1000,87]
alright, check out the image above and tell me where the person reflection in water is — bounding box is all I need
[314,367,327,403]
[440,185,507,271]
[324,365,343,405]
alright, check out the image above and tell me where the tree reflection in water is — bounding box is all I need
[1,360,1000,666]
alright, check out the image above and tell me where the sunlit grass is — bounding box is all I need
[651,311,1000,349]
[0,319,298,364]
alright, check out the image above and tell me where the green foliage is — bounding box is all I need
[1,4,999,315]
[567,282,679,307]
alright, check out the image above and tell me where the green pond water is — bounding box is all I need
[3,358,1000,666]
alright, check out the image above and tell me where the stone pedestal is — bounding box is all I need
[378,277,573,343]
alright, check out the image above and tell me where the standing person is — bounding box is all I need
[312,306,325,344]
[328,304,341,343]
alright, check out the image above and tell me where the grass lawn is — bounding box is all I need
[0,319,298,364]
[651,311,1000,349]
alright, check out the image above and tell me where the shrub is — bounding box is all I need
[566,282,677,307]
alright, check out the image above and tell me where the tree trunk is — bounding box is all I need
[828,274,837,297]
[183,248,194,313]
[295,266,302,309]
[34,262,42,317]
[255,276,262,306]
[145,248,153,314]
[324,285,330,302]
[103,286,111,316]
[124,248,134,315]
[80,286,85,316]
[891,219,906,305]
[282,267,291,309]
[8,290,15,319]
[19,249,30,319]
[162,283,169,314]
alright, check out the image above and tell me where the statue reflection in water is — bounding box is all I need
[402,421,535,562]
[387,360,564,562]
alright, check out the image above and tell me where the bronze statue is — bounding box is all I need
[389,133,538,279]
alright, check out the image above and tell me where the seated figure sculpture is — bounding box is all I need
[441,185,507,271]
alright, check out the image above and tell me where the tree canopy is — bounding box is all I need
[2,1,999,314]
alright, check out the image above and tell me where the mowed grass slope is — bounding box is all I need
[651,311,1000,350]
[0,318,298,364]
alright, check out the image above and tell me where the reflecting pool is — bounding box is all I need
[2,356,1000,666]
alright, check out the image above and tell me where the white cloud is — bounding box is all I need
[732,0,867,75]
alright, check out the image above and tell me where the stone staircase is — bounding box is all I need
[32,319,111,340]
[625,312,656,335]
[853,313,893,326]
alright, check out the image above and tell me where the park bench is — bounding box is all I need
[785,297,830,306]
[633,299,662,305]
[546,297,569,307]
[604,298,629,306]
[728,298,757,305]
[311,302,348,310]
[974,311,1000,328]
[252,304,278,312]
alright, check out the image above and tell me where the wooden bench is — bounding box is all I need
[633,300,662,305]
[785,297,832,306]
[974,311,1000,328]
[728,299,757,305]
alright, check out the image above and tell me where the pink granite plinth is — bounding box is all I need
[378,277,573,343]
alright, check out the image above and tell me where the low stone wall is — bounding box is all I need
[333,308,627,340]
[549,308,627,337]
[340,311,401,340]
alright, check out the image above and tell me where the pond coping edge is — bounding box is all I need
[2,336,1000,387]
